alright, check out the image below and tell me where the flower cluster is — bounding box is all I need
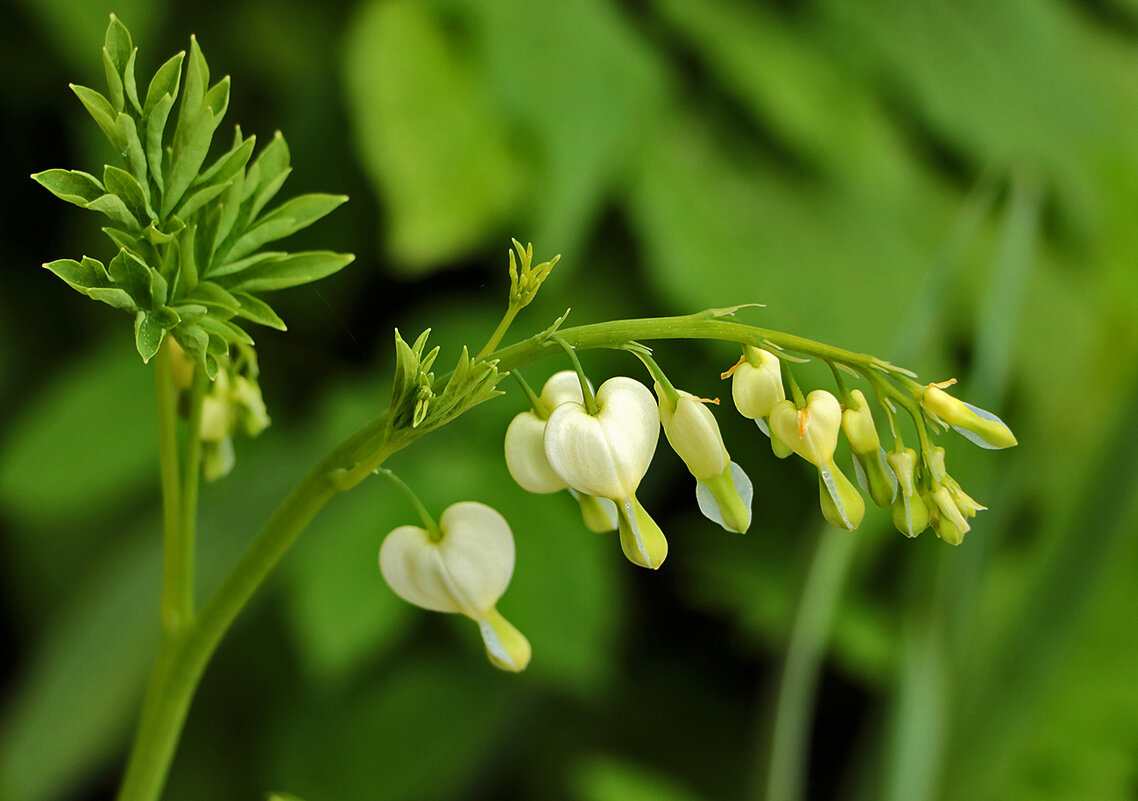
[375,243,1017,672]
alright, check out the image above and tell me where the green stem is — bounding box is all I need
[477,305,519,360]
[154,340,185,634]
[117,311,914,801]
[550,334,598,415]
[377,468,441,540]
[628,347,681,411]
[760,528,858,801]
[178,367,208,621]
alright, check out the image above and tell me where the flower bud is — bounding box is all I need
[886,447,929,537]
[841,390,896,507]
[657,387,729,482]
[231,375,270,437]
[544,377,667,568]
[922,384,1017,450]
[379,501,530,671]
[730,347,785,420]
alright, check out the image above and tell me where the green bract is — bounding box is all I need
[33,15,353,377]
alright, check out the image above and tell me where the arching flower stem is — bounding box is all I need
[377,468,441,541]
[550,334,599,415]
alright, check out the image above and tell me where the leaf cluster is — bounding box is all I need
[33,15,353,376]
[389,329,504,432]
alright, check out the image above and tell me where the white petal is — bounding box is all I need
[379,525,463,614]
[540,370,587,409]
[504,411,566,493]
[436,501,515,614]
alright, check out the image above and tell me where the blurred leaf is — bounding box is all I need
[12,1,161,74]
[268,659,514,801]
[342,0,524,269]
[573,755,709,801]
[0,343,156,527]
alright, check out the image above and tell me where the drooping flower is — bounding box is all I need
[922,446,986,545]
[379,501,531,671]
[544,376,667,568]
[886,446,930,538]
[725,346,789,456]
[769,390,865,530]
[503,371,618,530]
[655,385,752,533]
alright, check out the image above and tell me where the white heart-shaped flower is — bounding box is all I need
[768,390,842,467]
[379,501,530,671]
[543,376,659,500]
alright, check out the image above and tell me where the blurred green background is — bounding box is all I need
[2,0,1138,800]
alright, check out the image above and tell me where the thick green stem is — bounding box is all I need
[178,368,208,621]
[118,311,911,801]
[154,340,185,634]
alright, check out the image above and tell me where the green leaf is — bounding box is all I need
[218,251,355,293]
[209,249,283,280]
[144,92,175,196]
[108,249,153,306]
[31,169,104,207]
[123,48,141,114]
[198,315,254,346]
[176,181,231,221]
[188,281,242,314]
[233,291,287,330]
[70,84,122,149]
[179,35,209,118]
[101,226,145,257]
[343,0,523,268]
[226,194,348,261]
[172,323,216,378]
[42,256,110,293]
[115,113,148,188]
[103,165,153,226]
[143,217,186,245]
[86,286,138,312]
[246,132,292,218]
[201,75,230,119]
[101,48,124,112]
[143,51,184,118]
[194,133,255,193]
[163,104,219,216]
[103,14,133,75]
[85,193,139,230]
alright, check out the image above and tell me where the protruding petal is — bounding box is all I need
[851,446,898,507]
[477,607,531,672]
[657,387,730,481]
[505,411,567,493]
[922,385,1017,449]
[695,461,752,533]
[817,460,865,530]
[616,494,668,569]
[571,489,618,532]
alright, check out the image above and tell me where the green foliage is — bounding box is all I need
[32,15,353,375]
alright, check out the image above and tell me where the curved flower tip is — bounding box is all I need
[571,489,618,532]
[379,501,529,670]
[818,461,865,530]
[478,607,531,671]
[617,495,668,569]
[695,461,752,533]
[922,384,1017,449]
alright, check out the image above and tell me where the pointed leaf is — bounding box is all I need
[104,14,133,74]
[164,105,219,216]
[202,77,230,121]
[218,251,355,292]
[43,257,110,292]
[108,249,153,306]
[123,48,141,114]
[86,287,137,311]
[102,226,145,255]
[70,84,121,149]
[198,315,254,346]
[208,250,285,280]
[247,132,291,217]
[170,303,208,324]
[179,36,209,118]
[134,311,166,362]
[86,194,139,230]
[144,51,184,117]
[189,281,242,313]
[179,223,199,293]
[195,134,255,191]
[233,291,287,330]
[103,165,153,226]
[177,181,231,220]
[228,194,348,260]
[115,114,148,190]
[145,92,175,195]
[102,48,124,112]
[32,170,104,207]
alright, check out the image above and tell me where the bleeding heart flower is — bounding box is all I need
[379,501,531,671]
